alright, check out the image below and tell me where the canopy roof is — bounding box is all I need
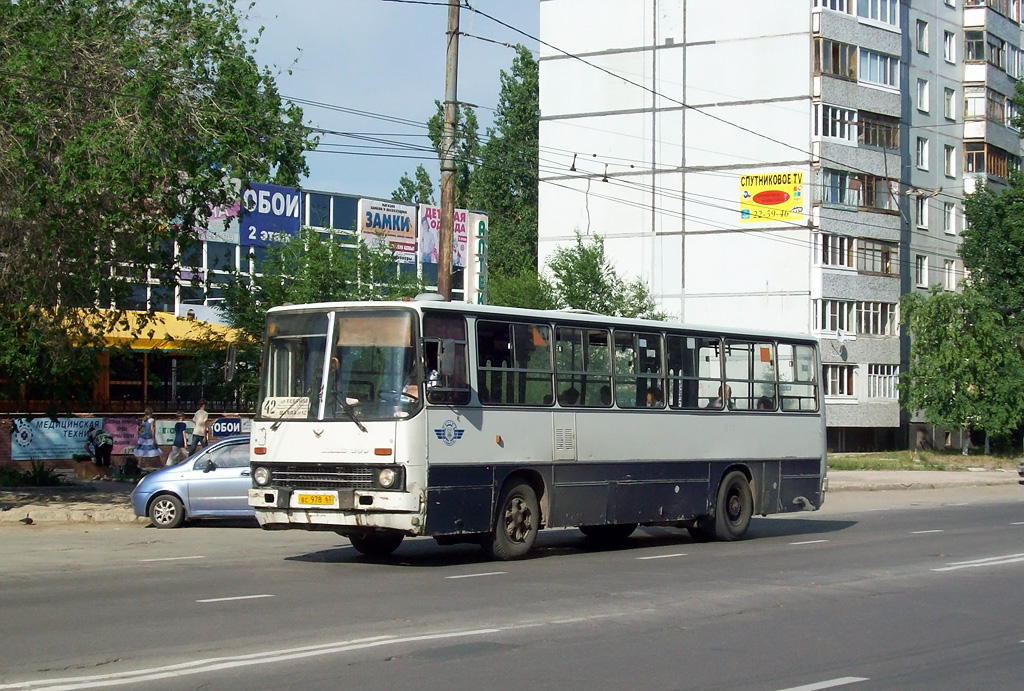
[96,311,244,352]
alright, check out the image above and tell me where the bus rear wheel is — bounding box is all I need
[713,471,753,541]
[349,531,404,558]
[485,481,539,561]
[579,523,637,542]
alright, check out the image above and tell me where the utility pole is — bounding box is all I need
[438,0,460,300]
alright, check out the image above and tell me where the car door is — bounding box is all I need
[185,441,252,516]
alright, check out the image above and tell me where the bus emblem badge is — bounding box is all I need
[434,420,465,446]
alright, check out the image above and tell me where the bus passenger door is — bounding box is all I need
[552,412,577,461]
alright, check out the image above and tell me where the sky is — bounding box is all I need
[244,0,540,200]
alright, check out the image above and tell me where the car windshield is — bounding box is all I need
[258,308,420,422]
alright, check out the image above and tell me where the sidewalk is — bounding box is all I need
[1,469,1020,526]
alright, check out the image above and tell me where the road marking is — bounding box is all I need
[776,677,869,691]
[0,630,498,690]
[1011,522,1024,525]
[139,555,205,562]
[932,552,1024,572]
[445,571,506,580]
[789,539,829,545]
[196,594,274,603]
[911,530,944,534]
[637,553,687,560]
[947,502,969,507]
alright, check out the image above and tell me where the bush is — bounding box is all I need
[0,462,65,487]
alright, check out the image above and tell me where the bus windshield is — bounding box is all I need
[258,308,420,422]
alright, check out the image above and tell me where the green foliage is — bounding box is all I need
[218,229,423,402]
[547,233,667,320]
[392,165,437,205]
[4,462,67,487]
[0,0,312,408]
[900,287,1024,438]
[487,270,557,310]
[961,170,1024,332]
[471,46,539,279]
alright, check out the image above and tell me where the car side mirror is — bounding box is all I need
[201,459,216,473]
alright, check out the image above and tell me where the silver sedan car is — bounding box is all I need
[131,435,252,528]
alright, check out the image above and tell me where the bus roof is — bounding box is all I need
[265,298,819,345]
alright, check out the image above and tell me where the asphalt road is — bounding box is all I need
[1,486,1022,691]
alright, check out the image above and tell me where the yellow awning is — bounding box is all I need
[97,311,245,351]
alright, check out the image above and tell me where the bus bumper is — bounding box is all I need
[248,488,424,533]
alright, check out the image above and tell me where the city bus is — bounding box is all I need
[248,297,827,560]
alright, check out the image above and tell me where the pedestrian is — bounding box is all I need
[84,425,114,467]
[187,399,209,455]
[166,412,189,466]
[133,407,162,462]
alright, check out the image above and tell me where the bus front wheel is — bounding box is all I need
[713,471,753,541]
[349,531,404,558]
[485,481,539,561]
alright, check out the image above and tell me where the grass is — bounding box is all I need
[828,450,1020,472]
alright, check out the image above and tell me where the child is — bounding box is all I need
[133,407,162,463]
[166,412,189,466]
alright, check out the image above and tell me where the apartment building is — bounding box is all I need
[537,0,1024,450]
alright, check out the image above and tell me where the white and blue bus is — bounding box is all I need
[248,297,827,560]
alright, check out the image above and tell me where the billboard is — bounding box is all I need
[418,205,469,267]
[11,417,104,461]
[739,171,804,223]
[240,182,301,246]
[359,198,416,263]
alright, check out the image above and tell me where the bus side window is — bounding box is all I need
[422,313,471,406]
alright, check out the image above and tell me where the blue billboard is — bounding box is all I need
[240,182,301,247]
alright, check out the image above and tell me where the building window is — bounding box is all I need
[915,255,929,287]
[944,259,957,291]
[945,0,954,6]
[815,104,858,143]
[944,31,956,63]
[859,111,900,149]
[965,30,984,62]
[917,79,930,113]
[858,239,898,275]
[815,299,855,332]
[988,34,1006,71]
[944,203,956,235]
[859,49,899,88]
[822,169,855,206]
[856,0,898,26]
[944,88,955,120]
[815,0,851,10]
[916,137,929,170]
[1008,44,1023,79]
[916,20,929,54]
[964,86,985,119]
[857,301,898,336]
[987,89,1006,125]
[964,141,1020,179]
[823,365,855,397]
[815,38,857,80]
[816,233,855,267]
[916,197,929,229]
[867,364,898,399]
[944,145,956,177]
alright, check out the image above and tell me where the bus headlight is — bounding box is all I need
[377,468,397,489]
[253,466,271,486]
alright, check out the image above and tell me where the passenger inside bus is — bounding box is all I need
[645,386,663,408]
[599,385,612,406]
[707,384,733,410]
[558,386,580,406]
[756,395,774,410]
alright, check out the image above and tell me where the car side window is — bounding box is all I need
[221,445,250,468]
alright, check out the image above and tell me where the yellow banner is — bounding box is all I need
[739,171,804,223]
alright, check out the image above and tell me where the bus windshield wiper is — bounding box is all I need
[334,392,368,433]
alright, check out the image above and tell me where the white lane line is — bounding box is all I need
[637,553,687,560]
[1011,521,1024,525]
[0,630,497,691]
[776,677,869,691]
[911,530,944,534]
[789,539,829,545]
[196,594,274,603]
[932,552,1024,572]
[947,503,970,507]
[445,571,506,580]
[139,555,205,563]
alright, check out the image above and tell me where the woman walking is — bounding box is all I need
[134,407,162,464]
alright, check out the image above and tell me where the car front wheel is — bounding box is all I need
[149,494,186,529]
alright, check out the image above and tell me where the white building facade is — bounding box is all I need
[538,0,1024,451]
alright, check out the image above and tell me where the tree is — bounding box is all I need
[960,170,1024,333]
[471,45,539,279]
[546,232,666,320]
[900,287,1024,453]
[486,270,557,311]
[0,0,312,409]
[392,164,436,205]
[218,229,423,402]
